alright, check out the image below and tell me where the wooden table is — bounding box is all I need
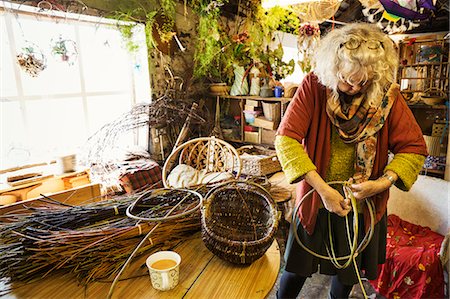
[1,234,280,299]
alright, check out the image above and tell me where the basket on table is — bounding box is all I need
[235,145,281,177]
[201,181,279,264]
[162,137,241,193]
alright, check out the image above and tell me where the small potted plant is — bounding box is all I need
[51,36,78,65]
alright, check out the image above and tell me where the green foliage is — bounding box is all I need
[158,0,176,43]
[193,1,232,83]
[258,6,300,35]
[145,11,158,50]
[193,1,300,83]
[113,9,157,53]
[118,24,140,53]
[267,44,295,80]
[194,14,228,82]
[112,0,176,52]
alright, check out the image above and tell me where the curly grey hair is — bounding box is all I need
[313,23,398,105]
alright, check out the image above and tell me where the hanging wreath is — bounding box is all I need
[51,36,78,65]
[297,23,321,73]
[16,42,47,77]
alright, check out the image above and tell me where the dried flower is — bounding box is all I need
[299,23,320,37]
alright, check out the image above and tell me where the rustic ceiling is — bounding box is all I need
[223,0,449,34]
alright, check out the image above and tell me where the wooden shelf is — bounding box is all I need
[214,95,290,146]
[220,95,292,102]
[397,36,449,181]
[400,62,449,67]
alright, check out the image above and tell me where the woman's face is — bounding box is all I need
[337,74,372,96]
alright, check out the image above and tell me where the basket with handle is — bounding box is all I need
[235,145,281,177]
[201,181,279,264]
[162,137,241,189]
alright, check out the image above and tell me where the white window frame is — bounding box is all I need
[0,2,151,170]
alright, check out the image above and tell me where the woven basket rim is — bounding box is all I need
[126,188,203,222]
[201,182,278,246]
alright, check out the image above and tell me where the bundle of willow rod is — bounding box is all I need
[77,96,210,194]
[0,189,200,286]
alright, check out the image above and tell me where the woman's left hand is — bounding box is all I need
[350,179,391,201]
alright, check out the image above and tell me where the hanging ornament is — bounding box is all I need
[16,41,47,77]
[51,36,78,65]
[297,23,320,73]
[360,0,436,34]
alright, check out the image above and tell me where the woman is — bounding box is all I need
[275,23,428,299]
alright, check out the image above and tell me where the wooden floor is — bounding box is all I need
[0,234,280,299]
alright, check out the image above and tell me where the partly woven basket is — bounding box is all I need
[162,137,241,188]
[201,181,279,264]
[235,145,281,177]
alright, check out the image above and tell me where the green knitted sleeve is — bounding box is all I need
[275,135,317,184]
[384,153,426,191]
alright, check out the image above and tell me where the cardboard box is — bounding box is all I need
[244,104,262,112]
[253,116,279,130]
[244,131,260,143]
[245,99,259,107]
[261,129,277,145]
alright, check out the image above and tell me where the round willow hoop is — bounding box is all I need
[126,188,203,222]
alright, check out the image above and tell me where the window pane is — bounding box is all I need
[26,98,87,158]
[11,16,82,95]
[0,13,18,98]
[78,24,132,93]
[132,25,151,103]
[1,6,150,170]
[86,94,133,135]
[0,100,27,168]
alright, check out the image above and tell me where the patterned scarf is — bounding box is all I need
[326,84,398,183]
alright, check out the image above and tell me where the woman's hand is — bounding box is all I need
[350,178,391,200]
[304,170,351,217]
[319,185,352,217]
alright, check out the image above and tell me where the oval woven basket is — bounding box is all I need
[201,181,279,264]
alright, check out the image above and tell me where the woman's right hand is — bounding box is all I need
[318,185,351,217]
[305,170,351,217]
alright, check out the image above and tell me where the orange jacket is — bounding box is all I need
[277,73,428,234]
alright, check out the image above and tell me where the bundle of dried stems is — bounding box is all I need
[0,189,201,292]
[78,96,210,193]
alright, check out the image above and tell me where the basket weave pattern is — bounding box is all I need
[162,137,241,188]
[201,182,278,264]
[236,146,281,177]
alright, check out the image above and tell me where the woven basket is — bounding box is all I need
[235,145,281,176]
[201,181,279,264]
[162,137,241,188]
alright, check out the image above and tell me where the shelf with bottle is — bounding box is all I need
[214,95,292,146]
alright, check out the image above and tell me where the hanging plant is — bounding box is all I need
[16,42,47,77]
[51,36,78,65]
[297,22,320,73]
[268,44,295,81]
[193,0,230,83]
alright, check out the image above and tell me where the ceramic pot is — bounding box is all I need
[259,78,273,98]
[230,65,249,96]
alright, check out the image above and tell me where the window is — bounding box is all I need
[272,31,306,84]
[0,3,151,169]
